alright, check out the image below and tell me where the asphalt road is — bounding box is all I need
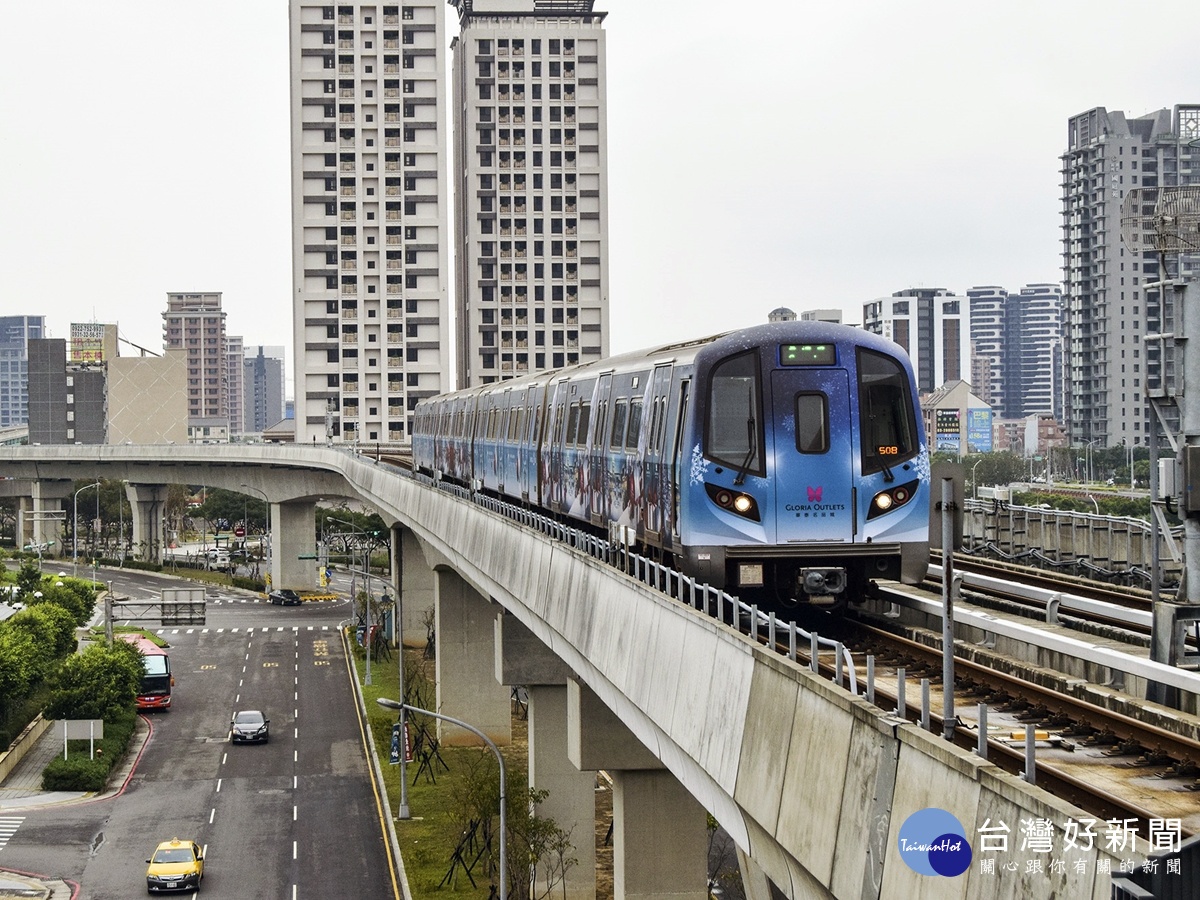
[0,568,400,899]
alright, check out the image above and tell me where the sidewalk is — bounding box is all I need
[0,718,148,897]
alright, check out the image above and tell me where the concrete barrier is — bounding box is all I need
[0,714,50,784]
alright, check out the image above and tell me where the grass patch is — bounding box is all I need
[351,635,528,898]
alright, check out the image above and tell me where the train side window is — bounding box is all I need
[610,399,627,449]
[794,393,829,453]
[566,402,581,446]
[625,398,643,451]
[705,350,763,474]
[857,348,919,474]
[577,401,591,447]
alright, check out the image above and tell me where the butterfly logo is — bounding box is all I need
[807,486,823,502]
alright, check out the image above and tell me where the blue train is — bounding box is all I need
[412,321,930,610]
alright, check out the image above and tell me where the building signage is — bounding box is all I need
[70,322,106,363]
[935,408,961,453]
[966,408,993,453]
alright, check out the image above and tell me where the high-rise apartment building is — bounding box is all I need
[243,345,287,434]
[0,316,45,427]
[226,334,245,439]
[162,292,230,441]
[288,1,451,444]
[450,0,610,387]
[1060,104,1200,449]
[968,284,1062,421]
[862,288,970,395]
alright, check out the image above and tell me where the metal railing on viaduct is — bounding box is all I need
[0,445,1138,899]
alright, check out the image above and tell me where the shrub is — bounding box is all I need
[42,756,109,792]
[40,707,138,792]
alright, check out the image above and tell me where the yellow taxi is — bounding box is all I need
[145,838,204,893]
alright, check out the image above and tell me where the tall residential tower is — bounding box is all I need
[288,1,451,444]
[862,288,970,395]
[450,0,610,387]
[1060,104,1200,449]
[162,292,231,442]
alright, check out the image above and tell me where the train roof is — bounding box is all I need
[417,321,903,407]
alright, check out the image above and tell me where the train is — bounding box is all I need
[412,321,930,611]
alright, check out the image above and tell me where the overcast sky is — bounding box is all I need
[3,1,1199,391]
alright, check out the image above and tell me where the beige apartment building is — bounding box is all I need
[288,1,452,444]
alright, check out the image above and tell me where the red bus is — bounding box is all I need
[119,634,174,710]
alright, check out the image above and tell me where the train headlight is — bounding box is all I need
[704,483,761,522]
[867,479,920,520]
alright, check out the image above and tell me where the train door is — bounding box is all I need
[642,364,673,542]
[589,373,612,525]
[769,367,855,544]
[668,379,691,546]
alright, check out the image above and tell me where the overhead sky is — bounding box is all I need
[3,1,1199,391]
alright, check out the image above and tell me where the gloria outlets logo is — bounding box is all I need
[897,808,973,877]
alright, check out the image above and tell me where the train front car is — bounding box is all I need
[679,322,929,611]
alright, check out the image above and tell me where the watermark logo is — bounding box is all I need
[897,808,973,877]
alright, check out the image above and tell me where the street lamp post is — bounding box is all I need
[328,517,374,685]
[72,481,101,579]
[376,698,505,899]
[240,484,271,588]
[970,459,982,500]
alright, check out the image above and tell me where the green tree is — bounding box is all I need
[15,560,43,600]
[0,629,39,713]
[45,641,143,721]
[28,579,96,626]
[6,604,78,657]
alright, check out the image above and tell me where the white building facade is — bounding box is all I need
[450,0,610,387]
[289,1,452,444]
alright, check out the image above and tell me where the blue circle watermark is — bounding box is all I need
[897,808,973,877]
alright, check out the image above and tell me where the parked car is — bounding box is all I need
[230,710,269,744]
[145,838,204,892]
[268,589,302,606]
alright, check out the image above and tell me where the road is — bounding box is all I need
[0,567,400,899]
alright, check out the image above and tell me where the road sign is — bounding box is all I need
[234,526,246,537]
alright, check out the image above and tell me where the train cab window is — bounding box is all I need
[705,350,763,475]
[625,398,643,451]
[857,348,919,474]
[794,393,828,453]
[610,399,627,449]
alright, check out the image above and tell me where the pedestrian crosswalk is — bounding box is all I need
[0,817,24,853]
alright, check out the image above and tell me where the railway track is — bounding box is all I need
[785,587,1200,839]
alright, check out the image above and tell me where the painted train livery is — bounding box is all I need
[412,322,930,610]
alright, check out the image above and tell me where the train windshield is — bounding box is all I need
[705,350,764,477]
[857,348,919,475]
